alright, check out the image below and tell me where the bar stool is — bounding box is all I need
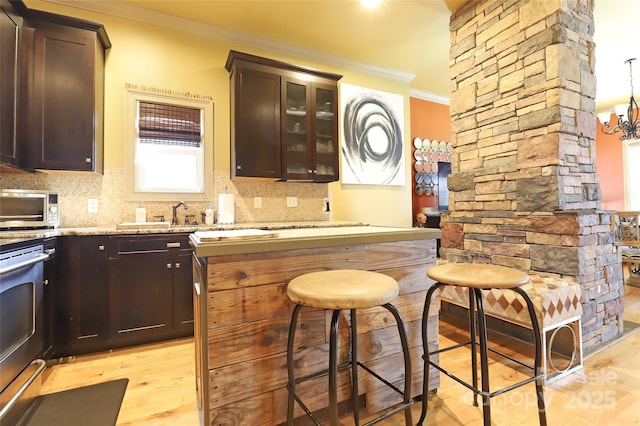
[286,269,413,426]
[417,263,547,426]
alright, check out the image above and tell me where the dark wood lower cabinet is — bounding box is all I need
[172,251,195,335]
[55,235,109,356]
[108,252,175,345]
[54,233,193,357]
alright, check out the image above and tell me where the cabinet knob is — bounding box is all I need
[98,245,105,251]
[175,262,181,269]
[85,157,92,163]
[167,263,172,269]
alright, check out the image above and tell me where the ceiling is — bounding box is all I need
[46,0,638,112]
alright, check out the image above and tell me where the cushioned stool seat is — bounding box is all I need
[287,269,400,309]
[286,269,413,426]
[418,263,547,426]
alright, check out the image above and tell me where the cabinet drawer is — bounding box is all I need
[109,234,190,256]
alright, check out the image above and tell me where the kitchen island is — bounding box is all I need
[190,225,441,425]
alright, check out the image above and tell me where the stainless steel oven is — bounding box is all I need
[0,240,50,424]
[0,189,60,229]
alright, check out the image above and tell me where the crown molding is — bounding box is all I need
[44,0,417,83]
[409,89,450,105]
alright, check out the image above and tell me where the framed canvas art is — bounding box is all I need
[340,83,405,185]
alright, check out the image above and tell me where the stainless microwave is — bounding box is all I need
[0,189,60,229]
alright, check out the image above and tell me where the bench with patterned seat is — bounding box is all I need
[439,272,583,383]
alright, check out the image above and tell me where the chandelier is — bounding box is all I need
[597,58,639,141]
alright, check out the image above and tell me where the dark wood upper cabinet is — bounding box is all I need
[230,65,282,179]
[19,9,110,172]
[0,1,110,172]
[0,1,21,167]
[226,50,342,182]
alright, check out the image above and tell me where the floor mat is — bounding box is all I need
[16,378,128,426]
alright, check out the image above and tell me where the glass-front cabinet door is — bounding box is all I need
[312,84,338,182]
[283,80,310,179]
[282,79,338,182]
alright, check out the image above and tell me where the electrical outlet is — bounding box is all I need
[87,198,99,213]
[323,198,331,212]
[254,197,262,208]
[286,196,298,208]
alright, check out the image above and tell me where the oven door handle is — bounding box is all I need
[0,359,46,421]
[0,253,49,276]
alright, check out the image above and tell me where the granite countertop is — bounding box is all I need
[190,225,441,257]
[0,220,365,242]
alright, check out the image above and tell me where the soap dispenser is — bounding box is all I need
[135,202,146,223]
[205,203,214,225]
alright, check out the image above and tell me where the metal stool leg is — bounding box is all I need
[417,282,443,426]
[329,309,342,426]
[382,303,414,426]
[350,309,361,426]
[473,288,492,425]
[514,288,547,426]
[287,304,302,426]
[468,290,479,407]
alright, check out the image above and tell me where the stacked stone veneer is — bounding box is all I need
[442,0,624,353]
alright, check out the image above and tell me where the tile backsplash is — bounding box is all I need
[1,167,331,227]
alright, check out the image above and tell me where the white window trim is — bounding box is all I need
[622,139,640,210]
[125,89,213,202]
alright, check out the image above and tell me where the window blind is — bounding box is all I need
[137,101,202,147]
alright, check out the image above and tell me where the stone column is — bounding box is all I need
[443,0,624,352]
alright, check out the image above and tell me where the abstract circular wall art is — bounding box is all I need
[340,83,405,185]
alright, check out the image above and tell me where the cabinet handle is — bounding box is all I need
[166,242,181,248]
[175,262,181,269]
[167,263,172,269]
[85,157,92,163]
[98,245,105,251]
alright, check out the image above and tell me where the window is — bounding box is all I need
[125,89,213,201]
[623,140,640,209]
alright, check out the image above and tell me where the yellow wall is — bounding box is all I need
[21,1,414,227]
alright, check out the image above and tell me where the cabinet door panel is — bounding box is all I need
[233,68,281,178]
[108,254,173,341]
[283,79,312,179]
[1,6,20,166]
[55,236,108,356]
[173,251,194,333]
[24,26,97,171]
[312,83,339,182]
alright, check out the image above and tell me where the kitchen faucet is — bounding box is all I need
[171,201,188,225]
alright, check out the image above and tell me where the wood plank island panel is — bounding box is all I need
[190,226,440,425]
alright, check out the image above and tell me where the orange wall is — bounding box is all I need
[410,97,451,217]
[409,101,625,213]
[595,118,625,210]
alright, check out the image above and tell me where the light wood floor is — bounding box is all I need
[39,283,640,425]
